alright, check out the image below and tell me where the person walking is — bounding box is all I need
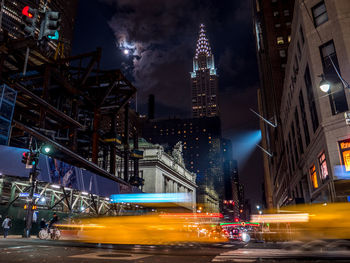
[2,216,11,238]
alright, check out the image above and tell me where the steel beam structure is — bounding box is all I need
[0,38,141,190]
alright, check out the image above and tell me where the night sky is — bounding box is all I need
[72,0,264,208]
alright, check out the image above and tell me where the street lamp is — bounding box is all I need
[319,74,331,93]
[256,205,260,210]
[43,146,51,153]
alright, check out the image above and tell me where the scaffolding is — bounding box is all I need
[0,37,143,210]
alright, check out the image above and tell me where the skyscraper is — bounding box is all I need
[190,24,219,118]
[252,0,295,208]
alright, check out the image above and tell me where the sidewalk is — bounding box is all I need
[0,234,71,240]
[0,235,41,239]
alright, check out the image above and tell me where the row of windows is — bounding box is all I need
[277,35,291,45]
[273,9,290,17]
[285,40,349,173]
[309,152,329,190]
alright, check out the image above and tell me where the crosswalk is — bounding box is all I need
[212,248,350,262]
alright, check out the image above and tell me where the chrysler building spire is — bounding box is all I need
[195,24,212,58]
[190,24,219,118]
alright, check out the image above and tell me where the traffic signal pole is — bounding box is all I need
[24,160,38,237]
[24,137,40,237]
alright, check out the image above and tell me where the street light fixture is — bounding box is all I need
[44,146,51,153]
[256,205,260,210]
[319,74,331,93]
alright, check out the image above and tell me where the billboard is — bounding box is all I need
[0,145,140,196]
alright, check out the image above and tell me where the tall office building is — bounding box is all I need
[190,24,219,118]
[252,0,295,208]
[0,0,79,56]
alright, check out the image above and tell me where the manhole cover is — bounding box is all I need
[98,254,131,258]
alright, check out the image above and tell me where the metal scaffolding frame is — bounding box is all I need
[0,37,142,196]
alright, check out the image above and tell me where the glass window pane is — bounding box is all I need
[314,4,326,17]
[316,13,329,26]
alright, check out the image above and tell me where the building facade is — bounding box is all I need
[278,0,350,206]
[142,117,222,212]
[253,0,295,208]
[137,139,197,212]
[190,24,219,118]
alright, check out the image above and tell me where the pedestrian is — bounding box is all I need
[2,216,11,238]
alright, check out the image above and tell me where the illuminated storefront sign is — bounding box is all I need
[339,139,350,172]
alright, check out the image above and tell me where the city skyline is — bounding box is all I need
[72,0,264,205]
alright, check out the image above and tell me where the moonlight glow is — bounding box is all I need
[123,49,129,55]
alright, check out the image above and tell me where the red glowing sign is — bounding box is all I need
[160,213,223,218]
[22,6,33,18]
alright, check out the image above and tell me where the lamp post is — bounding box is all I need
[319,74,331,93]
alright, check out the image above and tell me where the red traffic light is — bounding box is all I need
[22,6,33,18]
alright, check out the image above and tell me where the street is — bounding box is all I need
[1,238,350,263]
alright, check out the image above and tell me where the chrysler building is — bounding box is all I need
[190,24,219,118]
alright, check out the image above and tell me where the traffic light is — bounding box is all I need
[40,10,60,40]
[28,152,39,166]
[21,152,29,164]
[21,6,38,37]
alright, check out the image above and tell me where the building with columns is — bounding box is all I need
[137,139,197,212]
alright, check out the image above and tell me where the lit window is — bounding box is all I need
[208,136,211,139]
[288,35,291,42]
[275,24,281,28]
[286,22,291,27]
[319,152,329,182]
[312,1,328,27]
[309,164,319,189]
[283,10,290,16]
[277,37,284,45]
[279,50,286,57]
[273,11,279,16]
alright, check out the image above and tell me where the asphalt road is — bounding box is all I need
[0,238,350,263]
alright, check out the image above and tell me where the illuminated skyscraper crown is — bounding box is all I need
[195,24,212,59]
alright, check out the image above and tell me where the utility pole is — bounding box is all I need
[24,138,40,237]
